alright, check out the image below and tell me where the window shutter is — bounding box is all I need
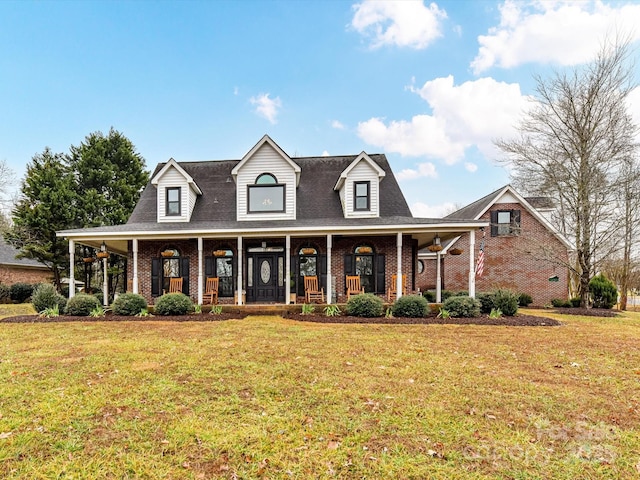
[181,257,190,295]
[291,255,300,296]
[344,254,354,293]
[512,210,521,235]
[151,258,160,296]
[375,254,386,294]
[319,254,327,293]
[490,210,498,237]
[205,256,214,277]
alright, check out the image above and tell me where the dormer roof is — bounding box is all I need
[150,158,203,195]
[231,134,301,186]
[333,152,386,191]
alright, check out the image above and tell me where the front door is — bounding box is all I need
[252,254,283,303]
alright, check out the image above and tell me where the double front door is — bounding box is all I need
[246,253,285,303]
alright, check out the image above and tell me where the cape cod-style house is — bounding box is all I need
[58,135,491,305]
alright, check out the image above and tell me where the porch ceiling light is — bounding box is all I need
[97,241,109,259]
[428,234,443,252]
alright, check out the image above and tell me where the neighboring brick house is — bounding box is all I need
[417,185,572,306]
[58,135,488,305]
[0,238,51,285]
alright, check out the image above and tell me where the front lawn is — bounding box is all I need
[0,310,638,478]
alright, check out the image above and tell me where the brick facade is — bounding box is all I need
[128,235,418,305]
[416,203,569,306]
[0,266,51,285]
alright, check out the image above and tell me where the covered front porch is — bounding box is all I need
[63,221,488,307]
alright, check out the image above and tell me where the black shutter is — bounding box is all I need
[205,256,214,277]
[151,258,160,296]
[512,209,521,235]
[490,210,498,237]
[291,255,299,296]
[319,254,327,293]
[344,254,354,293]
[181,257,190,295]
[375,254,386,294]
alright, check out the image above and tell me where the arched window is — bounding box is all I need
[255,173,278,184]
[161,247,181,293]
[248,173,285,213]
[354,244,375,292]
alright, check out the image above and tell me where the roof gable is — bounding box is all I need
[151,158,203,195]
[231,135,301,186]
[334,152,386,191]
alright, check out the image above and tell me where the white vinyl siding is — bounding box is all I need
[236,143,296,221]
[156,167,197,222]
[342,161,380,218]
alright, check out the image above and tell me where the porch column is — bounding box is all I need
[237,236,243,305]
[396,232,403,299]
[469,229,476,298]
[285,235,291,304]
[102,255,108,306]
[68,239,75,299]
[436,251,442,303]
[197,237,203,305]
[132,239,139,294]
[326,234,332,304]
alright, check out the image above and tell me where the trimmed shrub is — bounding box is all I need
[32,283,66,313]
[422,290,436,303]
[155,293,193,316]
[589,274,617,309]
[345,293,384,318]
[476,292,495,314]
[518,293,533,307]
[65,293,100,316]
[0,284,11,303]
[10,282,34,303]
[551,298,572,308]
[112,293,147,316]
[491,289,519,316]
[392,294,428,318]
[570,297,581,308]
[441,290,468,302]
[442,296,480,318]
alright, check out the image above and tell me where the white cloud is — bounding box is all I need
[411,201,456,218]
[396,162,438,181]
[351,0,447,49]
[249,93,282,124]
[321,150,330,157]
[464,162,478,172]
[331,120,346,130]
[358,75,529,164]
[472,0,640,74]
[628,86,640,127]
[233,86,239,96]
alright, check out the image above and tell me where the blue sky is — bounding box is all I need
[2,0,640,217]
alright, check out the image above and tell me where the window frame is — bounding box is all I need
[166,187,181,216]
[492,209,521,236]
[247,183,286,213]
[354,181,371,211]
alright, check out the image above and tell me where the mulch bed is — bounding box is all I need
[551,307,619,317]
[0,312,561,326]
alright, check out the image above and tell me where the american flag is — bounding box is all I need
[475,229,485,277]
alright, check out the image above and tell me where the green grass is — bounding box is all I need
[0,309,639,478]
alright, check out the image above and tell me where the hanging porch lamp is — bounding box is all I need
[428,234,443,252]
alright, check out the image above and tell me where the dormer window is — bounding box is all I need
[166,187,181,216]
[354,181,370,211]
[248,173,285,213]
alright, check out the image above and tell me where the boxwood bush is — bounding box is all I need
[442,295,480,318]
[154,293,193,316]
[589,274,617,309]
[491,289,519,316]
[0,284,11,303]
[10,282,34,303]
[112,293,147,316]
[421,290,436,302]
[65,293,100,316]
[551,298,572,308]
[476,292,495,314]
[32,283,66,313]
[518,293,533,307]
[392,294,428,318]
[345,293,384,318]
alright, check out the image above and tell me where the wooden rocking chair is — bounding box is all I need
[387,274,407,302]
[304,275,324,303]
[168,277,183,294]
[203,277,219,305]
[346,275,365,300]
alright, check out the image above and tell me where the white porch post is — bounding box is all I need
[197,237,203,305]
[102,256,108,306]
[132,239,139,294]
[436,251,442,303]
[396,232,403,299]
[469,229,476,298]
[326,234,332,304]
[285,235,291,304]
[68,239,75,299]
[237,236,243,305]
